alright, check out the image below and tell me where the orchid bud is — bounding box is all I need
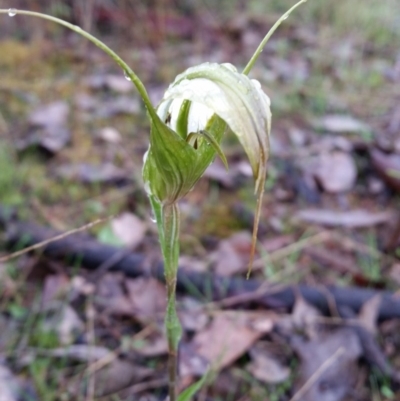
[142,62,271,207]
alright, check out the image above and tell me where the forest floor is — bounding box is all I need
[1,1,400,400]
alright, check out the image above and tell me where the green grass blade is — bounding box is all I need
[177,372,208,401]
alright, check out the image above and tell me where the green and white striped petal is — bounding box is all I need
[163,62,271,195]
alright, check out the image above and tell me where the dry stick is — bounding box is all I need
[316,284,340,317]
[253,230,332,268]
[255,227,397,271]
[385,213,400,252]
[289,347,345,401]
[130,378,168,395]
[86,296,96,401]
[207,281,287,309]
[85,325,155,376]
[0,215,113,263]
[77,324,157,400]
[330,231,388,260]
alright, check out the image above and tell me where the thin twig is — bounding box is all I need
[317,284,340,317]
[253,230,332,268]
[86,295,96,401]
[289,347,345,401]
[331,232,384,258]
[85,325,155,377]
[129,378,168,395]
[206,281,285,309]
[0,215,112,263]
[385,213,400,252]
[254,226,397,273]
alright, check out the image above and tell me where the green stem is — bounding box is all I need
[242,0,308,75]
[0,8,161,122]
[151,198,182,401]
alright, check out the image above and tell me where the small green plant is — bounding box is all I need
[0,142,23,205]
[0,2,307,400]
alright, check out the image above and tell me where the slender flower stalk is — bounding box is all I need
[149,196,182,401]
[0,2,308,400]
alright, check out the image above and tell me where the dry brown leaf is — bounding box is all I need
[131,332,168,357]
[179,297,209,332]
[104,74,134,93]
[56,162,128,184]
[42,303,84,345]
[18,126,70,154]
[292,328,362,401]
[74,92,98,111]
[269,56,309,82]
[96,96,140,117]
[203,162,235,188]
[96,273,132,316]
[371,148,400,191]
[192,311,274,372]
[125,277,167,324]
[83,74,133,93]
[111,213,147,249]
[41,274,70,306]
[389,263,400,285]
[295,208,393,228]
[313,151,357,193]
[304,247,359,275]
[279,295,321,339]
[29,100,69,127]
[247,343,290,384]
[178,256,208,273]
[211,232,253,276]
[313,114,370,134]
[97,127,122,144]
[262,235,295,253]
[17,100,71,153]
[0,363,22,401]
[179,342,209,378]
[68,358,153,397]
[358,295,382,336]
[395,139,400,154]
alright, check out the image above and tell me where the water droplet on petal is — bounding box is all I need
[124,71,132,81]
[221,63,237,72]
[8,8,17,17]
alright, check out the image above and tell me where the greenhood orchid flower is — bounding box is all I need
[143,62,271,206]
[142,62,271,282]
